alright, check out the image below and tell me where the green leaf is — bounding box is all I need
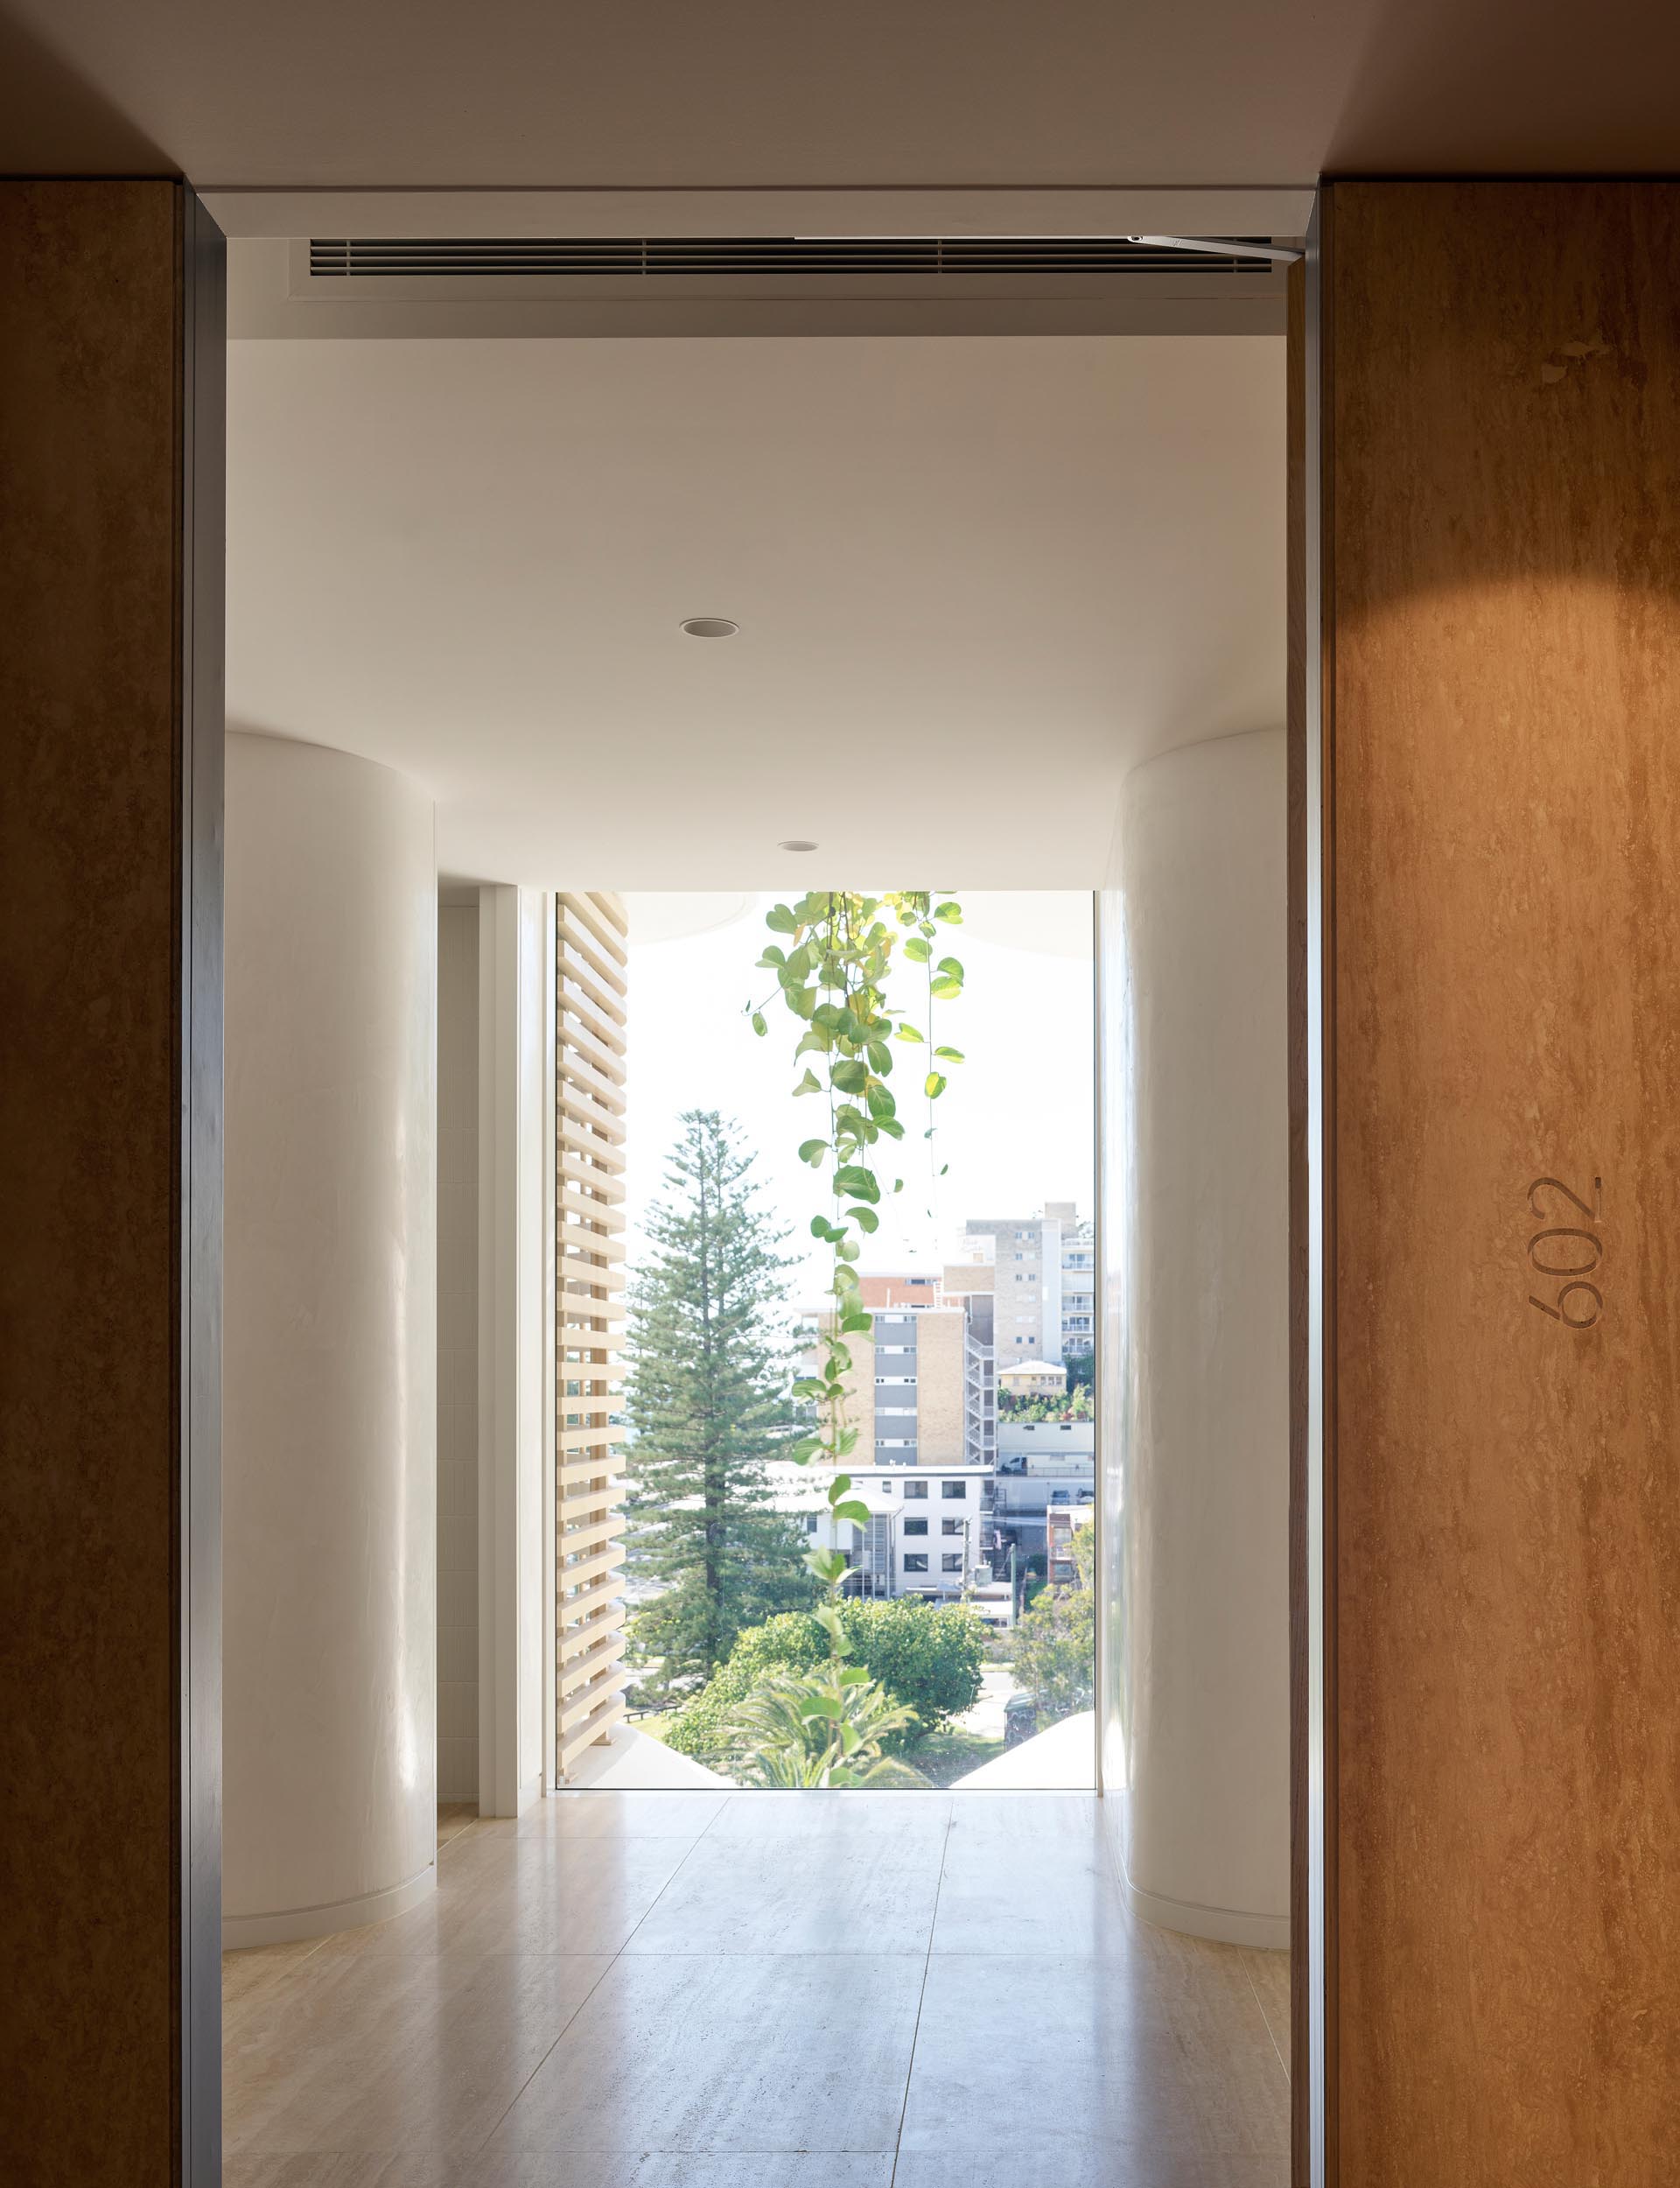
[834,1425,861,1455]
[833,1499,872,1526]
[830,1058,868,1093]
[815,1600,850,1649]
[893,1178,905,1192]
[930,978,962,1000]
[834,1164,879,1202]
[786,985,818,1019]
[865,1041,892,1076]
[940,1161,949,1175]
[766,904,798,934]
[830,1474,852,1498]
[934,1045,964,1062]
[788,1438,822,1465]
[894,1022,924,1043]
[875,1117,906,1140]
[847,1204,880,1232]
[934,901,962,922]
[810,1212,842,1240]
[925,1071,948,1098]
[750,1011,767,1037]
[795,1027,831,1057]
[903,936,931,963]
[798,1137,828,1167]
[936,957,964,978]
[794,1067,822,1096]
[865,1083,897,1120]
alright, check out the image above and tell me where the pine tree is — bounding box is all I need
[625,1110,816,1705]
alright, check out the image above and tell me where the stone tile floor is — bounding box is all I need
[224,1793,1288,2187]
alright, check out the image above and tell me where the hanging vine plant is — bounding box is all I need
[746,890,966,1645]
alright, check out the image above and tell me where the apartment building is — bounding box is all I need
[858,1271,942,1309]
[1054,1204,1096,1358]
[812,1282,983,1475]
[774,1462,990,1603]
[964,1208,1066,1362]
[794,1263,998,1602]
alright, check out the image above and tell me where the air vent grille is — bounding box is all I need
[308,235,1276,280]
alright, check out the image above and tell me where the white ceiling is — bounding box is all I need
[226,333,1284,888]
[4,0,1680,184]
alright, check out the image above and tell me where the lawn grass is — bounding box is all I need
[904,1726,1005,1788]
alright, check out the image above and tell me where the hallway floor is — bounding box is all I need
[224,1792,1289,2186]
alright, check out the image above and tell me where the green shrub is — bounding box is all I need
[1011,1586,1095,1723]
[663,1596,986,1764]
[725,1664,921,1787]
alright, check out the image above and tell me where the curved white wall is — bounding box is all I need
[1110,725,1289,1950]
[223,733,438,1947]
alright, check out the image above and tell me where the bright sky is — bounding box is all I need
[620,891,1094,1303]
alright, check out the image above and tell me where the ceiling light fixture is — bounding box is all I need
[680,615,738,639]
[779,838,818,853]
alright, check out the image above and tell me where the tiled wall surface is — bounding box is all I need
[437,902,480,1803]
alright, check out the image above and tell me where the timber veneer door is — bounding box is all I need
[0,181,223,2185]
[1301,180,1680,2184]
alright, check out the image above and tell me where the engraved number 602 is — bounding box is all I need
[1527,1175,1603,1329]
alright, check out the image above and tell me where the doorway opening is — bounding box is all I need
[220,242,1294,2182]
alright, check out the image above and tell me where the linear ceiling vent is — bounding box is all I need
[307,235,1278,280]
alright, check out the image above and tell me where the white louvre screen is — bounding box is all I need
[554,891,629,1779]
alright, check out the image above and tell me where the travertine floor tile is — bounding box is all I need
[224,1795,1289,2177]
[622,1830,944,1955]
[487,1952,925,2154]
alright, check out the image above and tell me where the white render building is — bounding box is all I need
[767,1460,993,1605]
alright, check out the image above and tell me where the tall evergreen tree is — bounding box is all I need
[625,1110,816,1704]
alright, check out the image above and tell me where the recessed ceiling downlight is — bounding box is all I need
[779,838,818,853]
[681,615,738,639]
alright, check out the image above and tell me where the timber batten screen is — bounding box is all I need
[555,891,629,1778]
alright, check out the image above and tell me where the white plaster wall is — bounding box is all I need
[223,732,438,1946]
[476,886,550,1815]
[1105,725,1290,1950]
[437,902,480,1806]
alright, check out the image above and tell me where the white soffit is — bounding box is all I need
[203,186,1315,241]
[223,194,1306,340]
[227,333,1284,892]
